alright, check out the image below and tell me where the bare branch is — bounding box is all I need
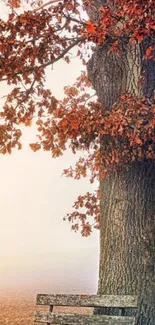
[31,0,63,13]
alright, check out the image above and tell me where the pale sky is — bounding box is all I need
[0,2,99,295]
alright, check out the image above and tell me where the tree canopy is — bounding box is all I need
[0,0,155,235]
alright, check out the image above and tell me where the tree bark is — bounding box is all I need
[98,161,155,319]
[87,1,155,323]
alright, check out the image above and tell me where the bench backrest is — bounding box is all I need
[35,294,137,325]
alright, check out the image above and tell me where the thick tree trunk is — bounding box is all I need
[87,2,155,323]
[99,161,155,319]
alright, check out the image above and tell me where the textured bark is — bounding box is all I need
[87,2,155,324]
[98,161,155,318]
[88,41,142,109]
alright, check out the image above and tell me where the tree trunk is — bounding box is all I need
[87,2,155,323]
[99,161,155,319]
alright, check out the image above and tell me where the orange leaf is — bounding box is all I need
[8,0,20,8]
[134,137,142,145]
[25,119,32,127]
[144,46,155,59]
[29,143,41,152]
[86,21,96,33]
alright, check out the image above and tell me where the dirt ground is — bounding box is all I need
[0,290,92,325]
[0,291,36,325]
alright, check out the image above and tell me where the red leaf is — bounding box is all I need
[8,0,20,8]
[86,21,96,33]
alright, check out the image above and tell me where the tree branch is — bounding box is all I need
[31,0,63,13]
[1,37,85,81]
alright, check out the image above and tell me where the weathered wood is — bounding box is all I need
[34,311,135,325]
[47,305,53,325]
[36,294,137,308]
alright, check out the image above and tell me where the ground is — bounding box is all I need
[0,290,92,325]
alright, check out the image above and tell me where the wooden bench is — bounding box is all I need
[34,294,137,324]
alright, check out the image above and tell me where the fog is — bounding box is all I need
[0,131,99,294]
[0,2,99,294]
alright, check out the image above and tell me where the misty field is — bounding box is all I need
[0,290,92,325]
[0,291,37,325]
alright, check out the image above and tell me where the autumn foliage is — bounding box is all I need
[0,0,155,235]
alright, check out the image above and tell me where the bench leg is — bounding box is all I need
[47,305,53,325]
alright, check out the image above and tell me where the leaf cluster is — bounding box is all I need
[0,0,155,235]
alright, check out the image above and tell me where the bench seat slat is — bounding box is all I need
[35,311,135,325]
[36,294,137,308]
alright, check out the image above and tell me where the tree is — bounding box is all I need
[1,0,155,323]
